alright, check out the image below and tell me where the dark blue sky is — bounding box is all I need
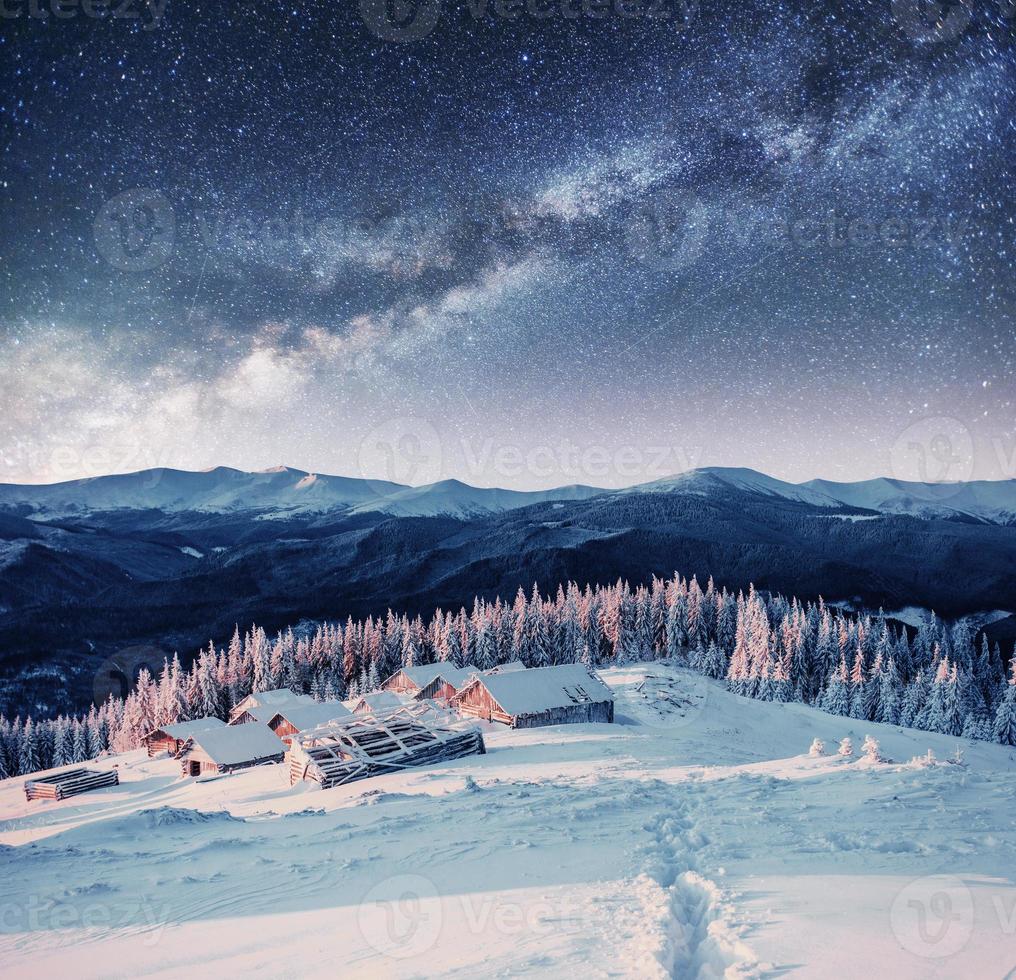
[1,0,1013,489]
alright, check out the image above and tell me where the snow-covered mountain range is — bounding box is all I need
[0,466,604,519]
[1,464,1014,524]
[636,467,1016,524]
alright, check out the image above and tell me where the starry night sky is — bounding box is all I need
[1,0,1014,490]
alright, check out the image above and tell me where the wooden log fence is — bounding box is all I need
[24,767,119,802]
[287,707,485,790]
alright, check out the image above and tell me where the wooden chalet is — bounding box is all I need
[266,700,351,747]
[382,663,477,703]
[287,706,485,789]
[451,663,614,728]
[143,717,225,757]
[229,688,316,726]
[177,723,285,777]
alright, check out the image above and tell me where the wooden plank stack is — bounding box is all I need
[24,767,119,802]
[288,708,486,789]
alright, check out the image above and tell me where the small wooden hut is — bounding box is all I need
[177,723,285,777]
[382,663,476,703]
[266,700,351,747]
[143,717,226,757]
[24,767,119,802]
[287,707,485,789]
[229,688,316,726]
[451,664,614,728]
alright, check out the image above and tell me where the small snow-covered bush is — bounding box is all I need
[809,738,826,757]
[861,735,882,763]
[837,737,854,758]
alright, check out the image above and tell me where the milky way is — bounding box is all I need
[1,0,1013,489]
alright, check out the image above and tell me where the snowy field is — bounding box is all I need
[1,664,1014,979]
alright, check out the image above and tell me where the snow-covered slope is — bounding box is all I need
[2,664,1014,979]
[0,466,406,515]
[349,478,604,517]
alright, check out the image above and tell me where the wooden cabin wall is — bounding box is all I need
[383,672,419,695]
[270,718,298,740]
[512,701,613,729]
[417,678,458,702]
[454,685,512,724]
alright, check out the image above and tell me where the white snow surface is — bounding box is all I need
[1,664,1015,979]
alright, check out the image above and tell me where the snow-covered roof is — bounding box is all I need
[430,665,478,688]
[183,724,285,765]
[269,700,351,730]
[155,717,226,739]
[233,688,308,713]
[397,664,451,687]
[463,664,613,716]
[234,691,316,722]
[348,691,406,713]
[393,663,476,689]
[486,660,526,674]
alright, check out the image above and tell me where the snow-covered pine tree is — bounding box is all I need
[875,656,901,726]
[822,656,851,716]
[71,719,88,763]
[861,734,882,762]
[703,640,727,679]
[863,653,883,722]
[666,589,688,662]
[921,658,953,734]
[848,647,867,720]
[52,718,71,768]
[899,671,926,728]
[992,660,1016,746]
[474,624,496,671]
[19,718,41,775]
